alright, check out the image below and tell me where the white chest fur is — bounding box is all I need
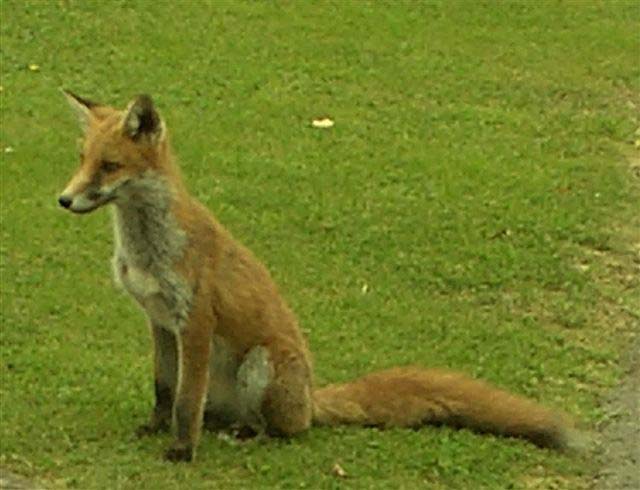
[111,175,192,332]
[114,257,179,329]
[116,261,162,299]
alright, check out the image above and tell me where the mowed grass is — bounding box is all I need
[1,1,639,489]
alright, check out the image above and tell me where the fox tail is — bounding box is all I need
[312,366,578,449]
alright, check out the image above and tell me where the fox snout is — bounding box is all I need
[57,189,115,214]
[58,176,116,214]
[58,195,73,209]
[57,189,103,214]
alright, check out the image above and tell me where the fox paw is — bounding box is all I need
[235,426,259,441]
[164,442,194,462]
[135,419,170,438]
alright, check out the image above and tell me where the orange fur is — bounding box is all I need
[59,92,573,462]
[313,367,570,448]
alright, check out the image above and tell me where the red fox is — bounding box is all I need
[59,92,576,462]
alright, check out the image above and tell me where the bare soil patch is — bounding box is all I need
[0,469,46,490]
[591,333,639,490]
[590,147,640,490]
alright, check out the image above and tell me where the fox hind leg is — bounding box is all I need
[236,346,272,435]
[262,353,313,437]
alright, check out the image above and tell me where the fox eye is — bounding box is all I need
[101,160,122,173]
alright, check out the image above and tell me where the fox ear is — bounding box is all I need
[62,89,99,132]
[122,94,164,144]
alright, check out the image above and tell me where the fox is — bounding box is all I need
[58,91,577,462]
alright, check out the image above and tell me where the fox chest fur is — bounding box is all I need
[111,177,192,333]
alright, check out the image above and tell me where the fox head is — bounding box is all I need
[58,91,167,213]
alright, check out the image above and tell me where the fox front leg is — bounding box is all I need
[164,323,212,462]
[137,323,178,437]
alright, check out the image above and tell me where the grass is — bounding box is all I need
[1,1,639,488]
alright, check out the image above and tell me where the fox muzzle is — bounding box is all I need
[58,177,118,214]
[58,196,73,209]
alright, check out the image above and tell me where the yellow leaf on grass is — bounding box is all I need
[312,117,334,128]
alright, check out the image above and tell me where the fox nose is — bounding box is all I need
[58,196,72,209]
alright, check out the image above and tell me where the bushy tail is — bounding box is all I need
[312,366,575,449]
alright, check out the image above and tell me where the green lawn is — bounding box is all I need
[1,1,638,489]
